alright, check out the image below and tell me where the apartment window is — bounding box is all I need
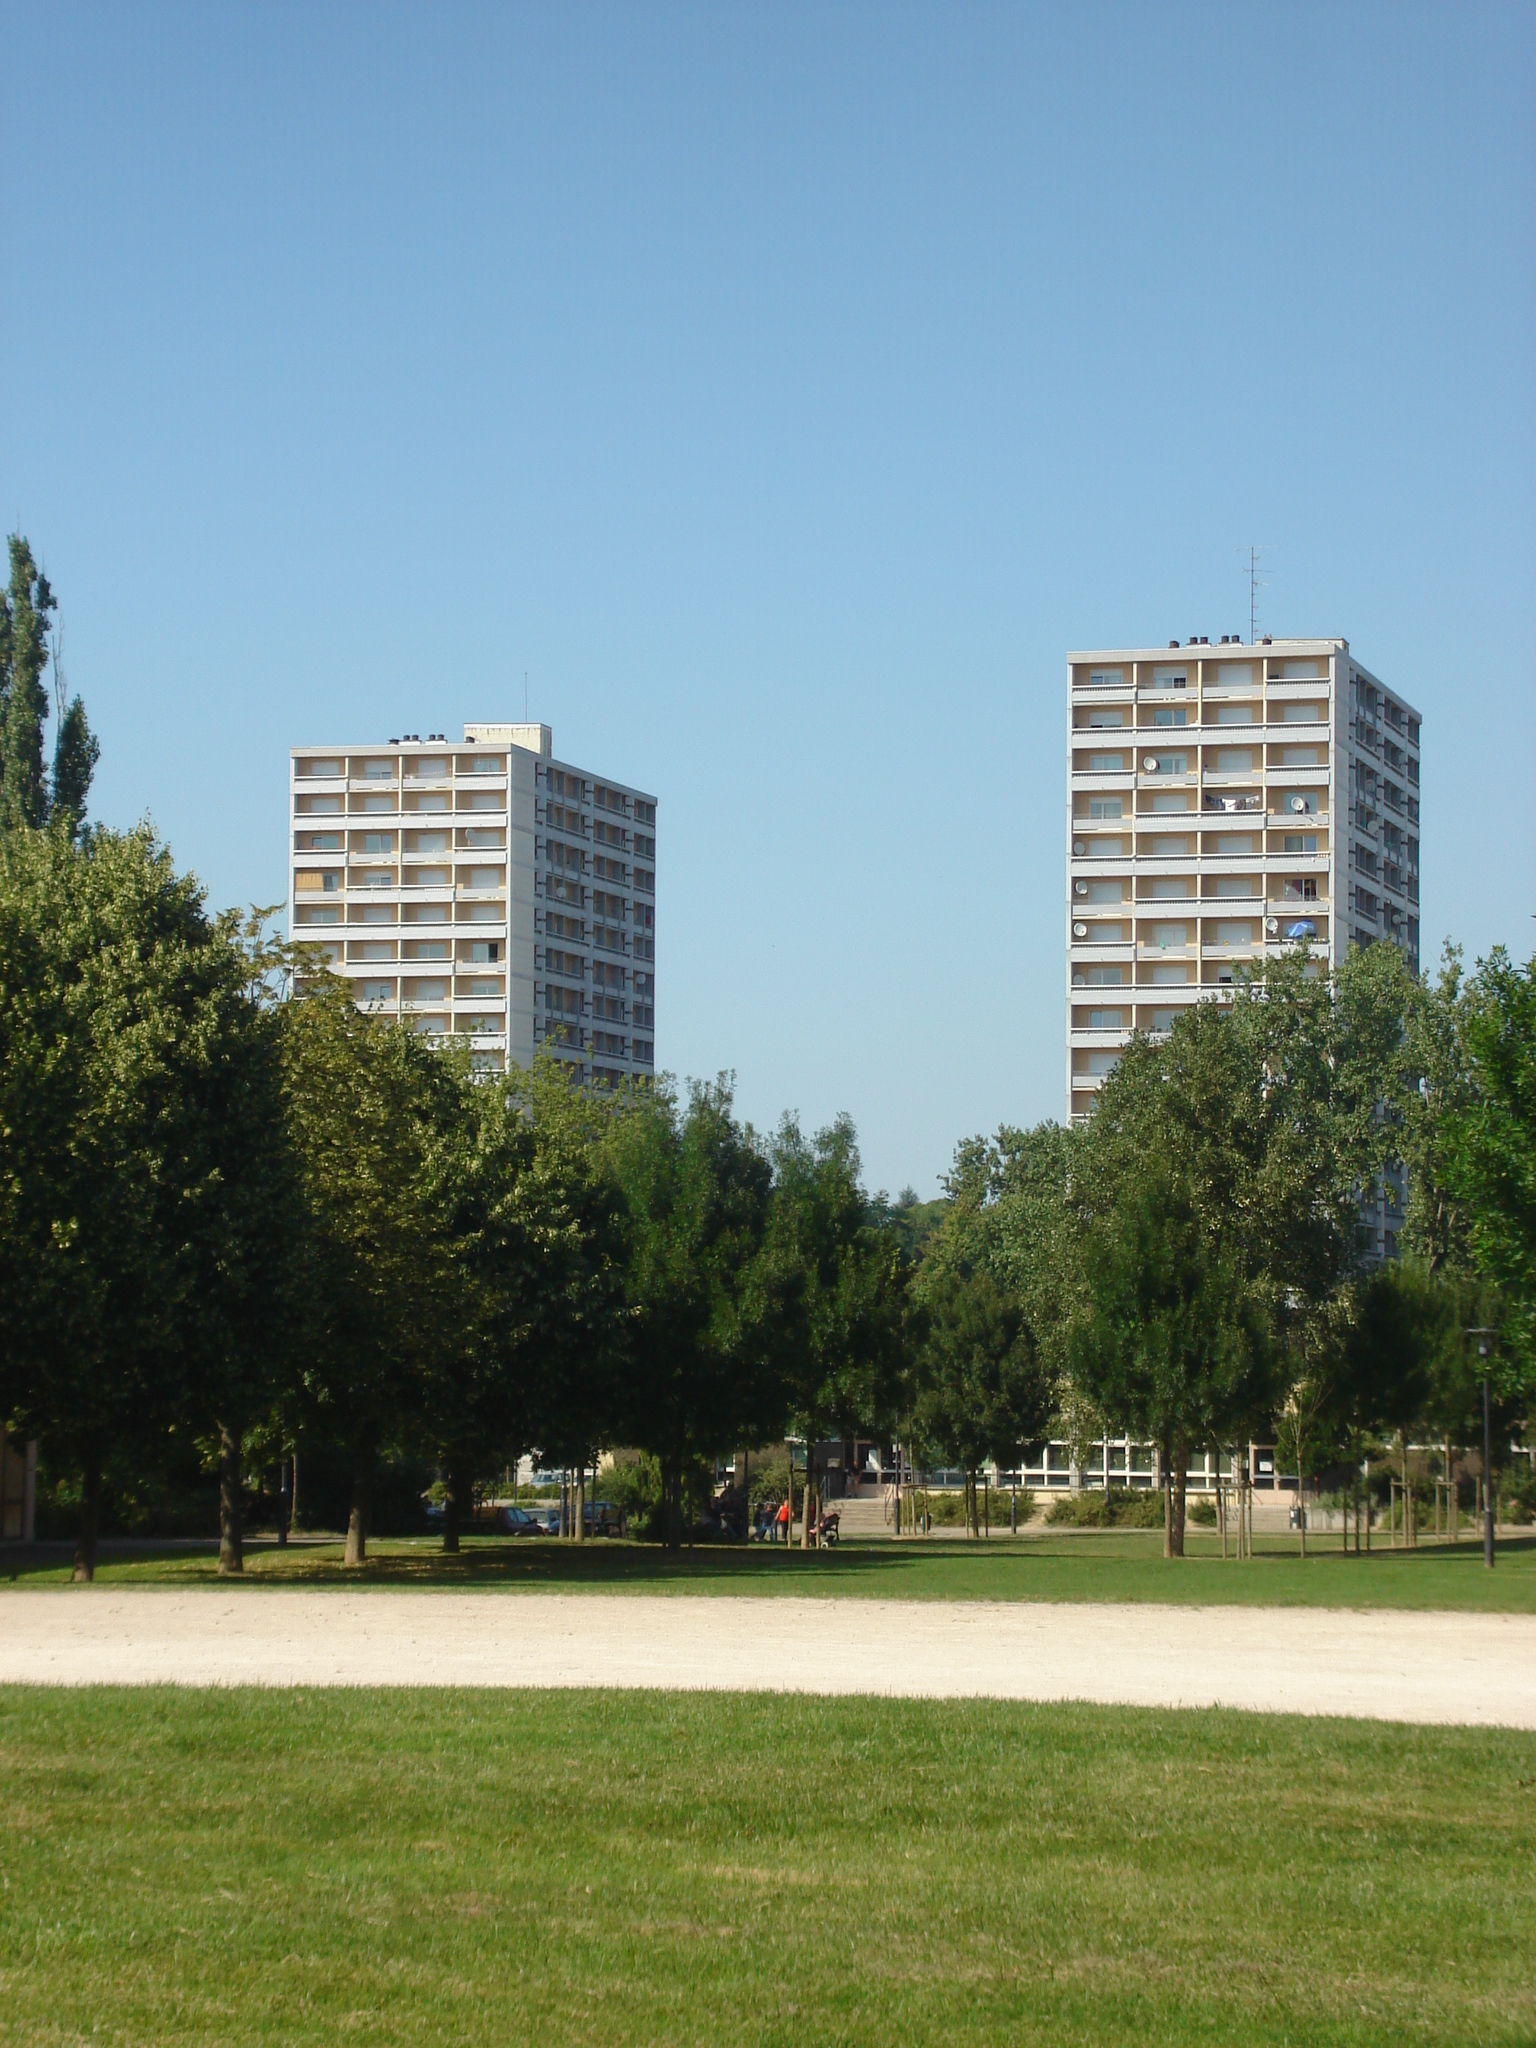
[362,761,394,780]
[1213,704,1254,725]
[1149,753,1187,775]
[1283,878,1319,901]
[1152,668,1188,691]
[469,757,503,775]
[408,942,450,960]
[359,905,394,923]
[1149,792,1188,812]
[1213,749,1252,773]
[301,796,342,814]
[468,792,501,811]
[545,913,582,941]
[1087,1008,1123,1029]
[1143,835,1188,856]
[362,795,392,813]
[1149,877,1189,898]
[634,834,656,858]
[1149,923,1187,949]
[1083,879,1123,903]
[302,833,342,851]
[1148,964,1186,984]
[1088,797,1123,819]
[468,941,501,964]
[1088,669,1124,688]
[1213,876,1252,898]
[1076,965,1124,986]
[358,980,394,1003]
[465,867,503,890]
[633,1040,655,1065]
[1215,920,1252,945]
[1150,1008,1180,1031]
[1087,709,1123,728]
[546,986,582,1015]
[1278,745,1321,766]
[1088,751,1126,772]
[295,906,339,925]
[1283,833,1319,853]
[300,758,342,778]
[410,793,449,812]
[1086,1051,1120,1076]
[1152,707,1187,727]
[1282,703,1322,722]
[635,800,656,826]
[357,943,394,961]
[362,833,393,854]
[410,832,448,854]
[468,978,500,998]
[1211,663,1253,688]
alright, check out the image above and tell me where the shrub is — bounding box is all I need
[1187,1497,1217,1526]
[1046,1486,1164,1529]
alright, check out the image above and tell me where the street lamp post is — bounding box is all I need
[1466,1329,1496,1571]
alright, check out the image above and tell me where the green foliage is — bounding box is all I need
[1046,1487,1165,1529]
[0,533,97,838]
[1440,949,1536,1379]
[0,826,279,1574]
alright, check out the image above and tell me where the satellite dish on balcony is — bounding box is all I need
[1143,755,1159,771]
[1266,917,1280,934]
[1289,795,1308,813]
[1074,880,1089,896]
[1072,921,1088,939]
[1072,839,1087,855]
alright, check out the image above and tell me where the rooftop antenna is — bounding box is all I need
[1242,545,1270,643]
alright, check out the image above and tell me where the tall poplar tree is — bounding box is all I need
[0,535,98,838]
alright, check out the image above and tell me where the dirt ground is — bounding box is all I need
[3,1589,1532,1725]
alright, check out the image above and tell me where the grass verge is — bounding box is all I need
[1,1686,1531,2046]
[8,1528,1536,1610]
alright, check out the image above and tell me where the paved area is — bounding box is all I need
[4,1590,1533,1726]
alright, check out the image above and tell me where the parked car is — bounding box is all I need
[527,1504,562,1537]
[495,1504,542,1537]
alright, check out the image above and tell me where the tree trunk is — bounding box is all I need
[444,1452,474,1555]
[1169,1443,1187,1558]
[72,1446,102,1584]
[665,1457,681,1553]
[290,1452,300,1536]
[801,1445,814,1551]
[573,1461,585,1545]
[1296,1425,1307,1560]
[1401,1432,1412,1549]
[1447,1438,1456,1542]
[277,1452,291,1547]
[217,1421,244,1576]
[1163,1453,1173,1559]
[345,1453,371,1566]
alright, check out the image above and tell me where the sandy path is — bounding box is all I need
[3,1590,1532,1727]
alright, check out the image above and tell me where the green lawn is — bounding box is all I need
[12,1527,1536,1610]
[0,1686,1530,2046]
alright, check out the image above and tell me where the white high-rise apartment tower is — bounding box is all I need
[290,722,657,1084]
[1066,636,1421,1241]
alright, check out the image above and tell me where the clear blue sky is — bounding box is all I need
[5,2,1533,1196]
